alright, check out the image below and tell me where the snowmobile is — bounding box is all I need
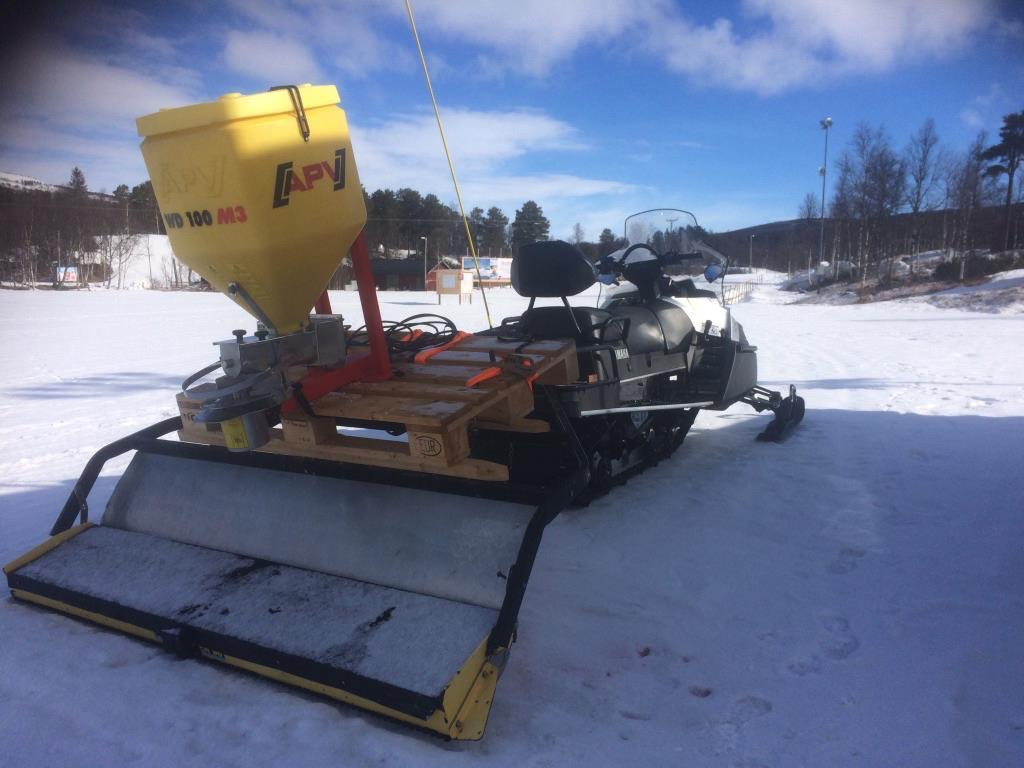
[4,86,802,741]
[472,208,805,494]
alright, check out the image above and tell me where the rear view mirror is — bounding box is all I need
[704,264,724,283]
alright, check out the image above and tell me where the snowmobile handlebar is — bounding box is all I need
[597,244,704,281]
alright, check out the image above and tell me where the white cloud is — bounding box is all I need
[651,16,819,95]
[220,0,631,79]
[225,0,412,77]
[0,42,198,131]
[216,0,1000,92]
[406,0,639,76]
[224,29,325,83]
[743,0,992,70]
[0,40,202,189]
[413,0,996,93]
[960,109,985,129]
[0,116,152,192]
[354,109,584,172]
[646,0,996,95]
[348,108,634,236]
[958,82,1009,130]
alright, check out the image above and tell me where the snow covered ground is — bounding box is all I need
[928,268,1024,313]
[791,267,1024,315]
[1,280,1022,766]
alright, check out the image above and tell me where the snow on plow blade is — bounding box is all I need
[4,419,574,740]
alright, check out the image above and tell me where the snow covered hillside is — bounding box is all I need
[1,283,1022,766]
[0,171,64,194]
[928,268,1024,313]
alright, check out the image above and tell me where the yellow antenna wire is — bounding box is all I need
[404,0,493,327]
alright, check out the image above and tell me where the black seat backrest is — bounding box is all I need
[512,240,596,297]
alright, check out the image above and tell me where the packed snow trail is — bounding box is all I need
[1,282,1022,766]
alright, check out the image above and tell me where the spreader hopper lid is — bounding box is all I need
[136,85,341,137]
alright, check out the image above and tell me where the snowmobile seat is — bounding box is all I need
[513,241,621,346]
[512,240,596,298]
[519,306,625,346]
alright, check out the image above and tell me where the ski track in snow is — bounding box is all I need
[1,279,1023,767]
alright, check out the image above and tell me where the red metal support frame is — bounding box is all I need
[351,231,392,378]
[313,290,332,314]
[282,231,391,415]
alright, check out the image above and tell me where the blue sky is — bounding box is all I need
[0,0,1021,239]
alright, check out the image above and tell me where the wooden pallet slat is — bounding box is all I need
[312,391,467,427]
[180,424,509,482]
[343,379,499,404]
[418,350,548,366]
[176,335,578,481]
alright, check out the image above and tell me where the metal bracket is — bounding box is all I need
[227,282,278,336]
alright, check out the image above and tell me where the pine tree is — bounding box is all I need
[481,207,509,256]
[366,188,400,252]
[469,206,485,249]
[130,180,162,233]
[396,188,423,248]
[511,200,550,251]
[981,110,1024,251]
[68,167,87,196]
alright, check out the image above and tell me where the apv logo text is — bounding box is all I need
[273,148,346,208]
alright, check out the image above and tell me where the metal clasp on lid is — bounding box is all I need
[269,84,311,142]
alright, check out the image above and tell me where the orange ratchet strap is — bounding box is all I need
[465,354,539,390]
[413,331,473,363]
[396,328,425,343]
[465,366,501,388]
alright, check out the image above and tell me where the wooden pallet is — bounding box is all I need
[177,336,578,481]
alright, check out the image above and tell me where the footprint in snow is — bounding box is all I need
[712,697,774,752]
[819,615,860,660]
[827,547,865,574]
[732,696,773,723]
[785,655,821,676]
[619,710,652,721]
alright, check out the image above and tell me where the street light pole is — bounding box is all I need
[818,116,833,276]
[749,233,756,271]
[421,236,428,290]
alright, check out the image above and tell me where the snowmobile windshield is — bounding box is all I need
[624,209,724,264]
